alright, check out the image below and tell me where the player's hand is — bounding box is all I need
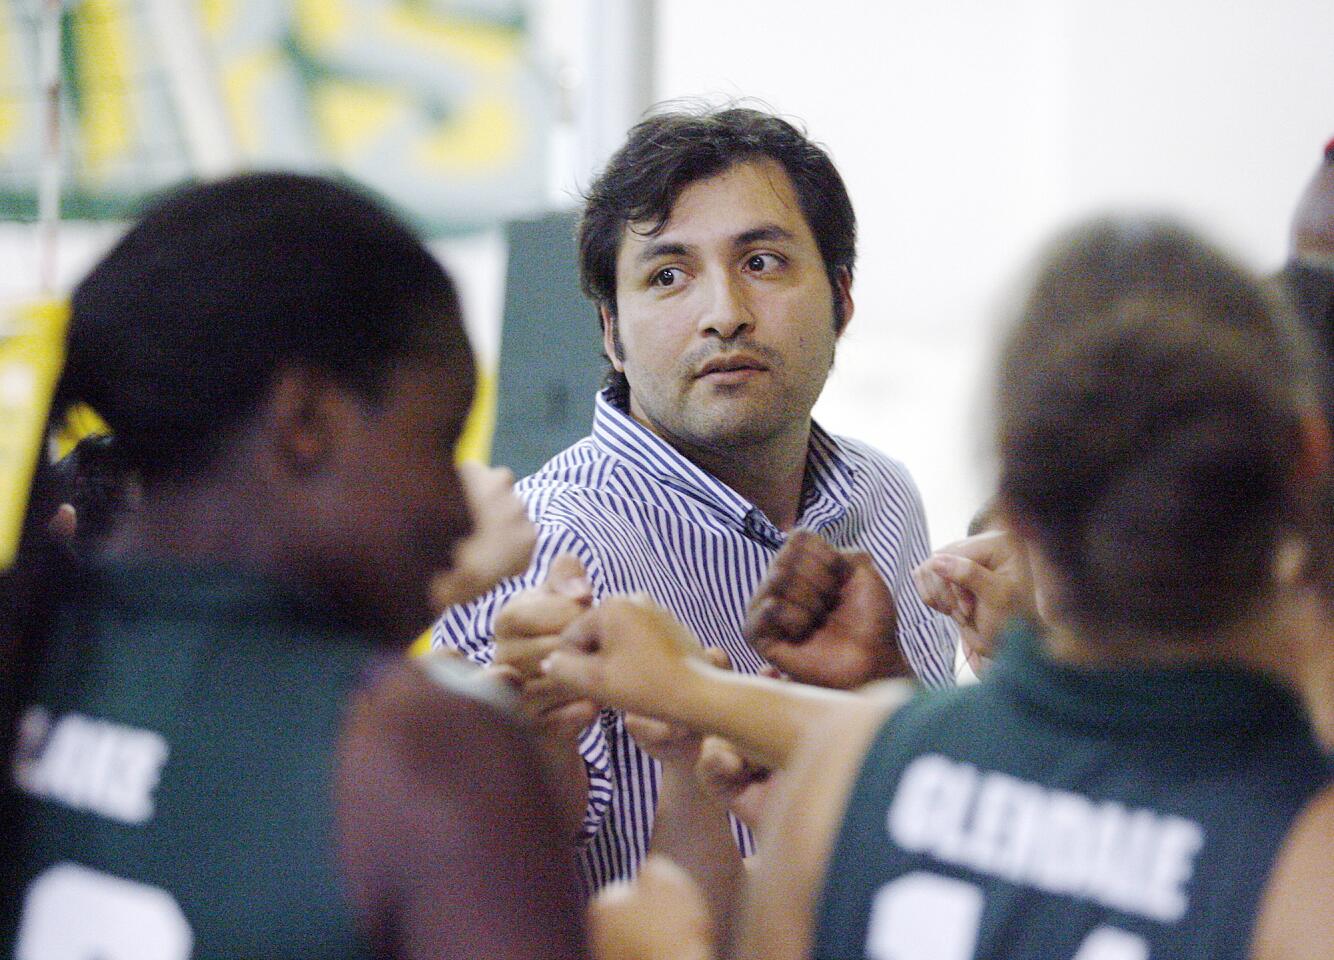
[743,530,907,689]
[540,596,705,718]
[695,735,774,831]
[485,662,599,741]
[626,714,701,767]
[430,463,537,609]
[913,528,1034,673]
[590,855,715,960]
[493,554,593,678]
[624,648,731,768]
[489,554,599,737]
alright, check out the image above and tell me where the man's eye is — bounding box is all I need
[745,253,780,272]
[650,267,681,287]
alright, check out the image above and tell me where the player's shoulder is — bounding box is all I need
[346,655,524,764]
[1250,783,1334,960]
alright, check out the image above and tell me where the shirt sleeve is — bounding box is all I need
[431,517,617,844]
[335,659,589,960]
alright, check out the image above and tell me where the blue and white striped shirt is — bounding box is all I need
[433,389,957,890]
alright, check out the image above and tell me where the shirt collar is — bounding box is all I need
[590,388,857,535]
[991,621,1326,747]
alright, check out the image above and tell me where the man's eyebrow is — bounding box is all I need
[734,224,796,247]
[634,240,691,264]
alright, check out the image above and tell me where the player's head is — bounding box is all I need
[1281,137,1334,422]
[579,105,857,405]
[994,216,1328,640]
[62,172,476,638]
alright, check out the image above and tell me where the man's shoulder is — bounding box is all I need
[512,434,680,524]
[514,435,610,498]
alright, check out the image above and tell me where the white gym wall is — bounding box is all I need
[652,0,1333,541]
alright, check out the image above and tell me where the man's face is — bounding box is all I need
[604,158,852,457]
[326,351,475,640]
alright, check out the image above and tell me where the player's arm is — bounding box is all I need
[583,685,909,960]
[540,596,871,770]
[1249,784,1334,960]
[336,659,588,960]
[621,645,746,948]
[730,686,907,960]
[483,552,602,839]
[630,709,745,949]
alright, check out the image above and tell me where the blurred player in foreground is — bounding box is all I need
[0,173,585,960]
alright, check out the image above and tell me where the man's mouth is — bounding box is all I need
[696,354,770,380]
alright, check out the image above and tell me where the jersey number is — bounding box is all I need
[15,863,193,960]
[866,873,1148,960]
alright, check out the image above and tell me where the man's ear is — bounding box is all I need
[268,367,356,476]
[833,266,855,337]
[600,304,625,371]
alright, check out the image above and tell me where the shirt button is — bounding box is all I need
[743,510,781,547]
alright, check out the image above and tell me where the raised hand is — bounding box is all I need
[590,855,715,960]
[540,596,705,719]
[913,528,1034,673]
[485,555,600,836]
[430,463,538,609]
[743,530,907,689]
[490,554,599,731]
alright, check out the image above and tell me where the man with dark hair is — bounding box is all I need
[578,108,858,408]
[435,105,957,888]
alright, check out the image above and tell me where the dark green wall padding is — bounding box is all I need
[491,212,608,478]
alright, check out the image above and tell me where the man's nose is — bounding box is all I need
[697,271,754,340]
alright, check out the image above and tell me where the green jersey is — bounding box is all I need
[815,625,1331,960]
[2,559,586,960]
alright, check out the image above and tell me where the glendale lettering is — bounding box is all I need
[888,754,1203,923]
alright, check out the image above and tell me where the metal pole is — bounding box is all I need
[36,0,62,294]
[579,0,655,185]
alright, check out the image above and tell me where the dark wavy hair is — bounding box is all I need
[996,217,1325,635]
[578,105,857,405]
